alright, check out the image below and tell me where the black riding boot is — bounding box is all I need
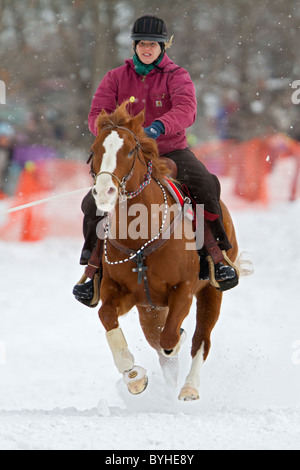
[73,279,95,305]
[73,237,103,307]
[198,248,239,291]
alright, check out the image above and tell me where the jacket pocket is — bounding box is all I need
[148,93,171,116]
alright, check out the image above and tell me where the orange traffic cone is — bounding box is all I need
[0,161,48,242]
[18,162,47,242]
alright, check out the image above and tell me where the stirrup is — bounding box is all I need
[73,271,102,308]
[207,251,239,292]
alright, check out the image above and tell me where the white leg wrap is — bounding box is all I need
[106,327,134,374]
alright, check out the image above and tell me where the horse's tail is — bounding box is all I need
[235,251,254,277]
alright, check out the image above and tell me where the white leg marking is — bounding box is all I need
[184,342,205,390]
[178,343,205,401]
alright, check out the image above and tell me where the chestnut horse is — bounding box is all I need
[89,102,239,401]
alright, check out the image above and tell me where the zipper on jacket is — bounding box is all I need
[142,75,147,117]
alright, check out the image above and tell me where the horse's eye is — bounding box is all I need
[128,149,134,158]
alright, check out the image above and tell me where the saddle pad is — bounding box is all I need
[164,177,194,221]
[164,177,220,223]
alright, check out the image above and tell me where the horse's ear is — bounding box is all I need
[98,109,107,123]
[118,101,129,114]
[96,109,108,131]
[131,110,145,130]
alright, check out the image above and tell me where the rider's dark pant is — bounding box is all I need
[80,190,103,264]
[80,147,231,264]
[163,147,231,252]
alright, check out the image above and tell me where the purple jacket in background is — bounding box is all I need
[88,54,197,155]
[12,145,58,166]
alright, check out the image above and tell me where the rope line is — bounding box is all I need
[0,187,91,216]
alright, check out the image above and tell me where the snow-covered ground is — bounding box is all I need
[0,200,300,450]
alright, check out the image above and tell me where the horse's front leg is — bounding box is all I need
[160,281,193,356]
[99,278,148,395]
[105,326,148,395]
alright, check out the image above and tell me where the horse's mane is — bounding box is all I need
[96,102,169,180]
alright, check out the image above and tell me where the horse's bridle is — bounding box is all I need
[88,124,144,199]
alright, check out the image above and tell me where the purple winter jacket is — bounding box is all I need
[88,54,197,155]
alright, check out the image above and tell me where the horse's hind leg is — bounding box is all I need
[179,284,223,401]
[158,353,179,388]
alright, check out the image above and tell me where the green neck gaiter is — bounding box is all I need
[133,53,163,76]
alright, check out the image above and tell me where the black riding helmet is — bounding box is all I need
[131,15,168,43]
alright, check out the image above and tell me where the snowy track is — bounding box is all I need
[0,202,300,450]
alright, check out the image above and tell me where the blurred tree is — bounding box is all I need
[0,0,300,150]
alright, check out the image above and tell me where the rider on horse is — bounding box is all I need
[73,15,238,306]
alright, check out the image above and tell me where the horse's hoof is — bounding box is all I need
[127,376,148,395]
[123,366,148,395]
[178,384,199,401]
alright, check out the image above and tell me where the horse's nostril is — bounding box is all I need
[107,186,116,196]
[92,187,97,196]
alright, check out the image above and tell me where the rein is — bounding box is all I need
[104,177,169,267]
[124,160,152,200]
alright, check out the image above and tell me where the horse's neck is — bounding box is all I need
[110,172,172,246]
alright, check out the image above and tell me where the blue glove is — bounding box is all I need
[144,120,165,139]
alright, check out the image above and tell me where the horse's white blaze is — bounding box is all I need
[93,130,124,212]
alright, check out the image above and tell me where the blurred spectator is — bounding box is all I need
[0,122,14,196]
[1,114,60,196]
[215,90,239,140]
